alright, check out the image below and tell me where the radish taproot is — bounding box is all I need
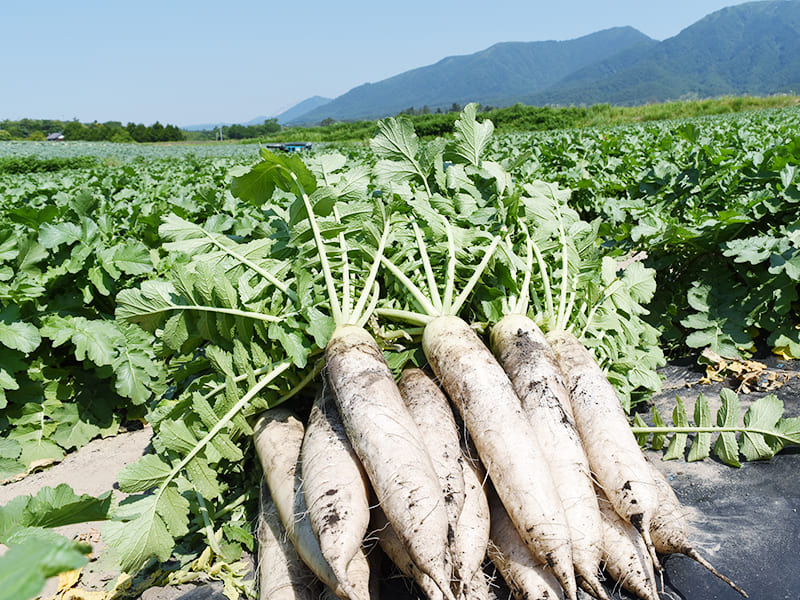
[486,489,564,600]
[424,315,576,600]
[547,329,661,571]
[379,220,576,599]
[451,449,491,596]
[491,313,608,600]
[596,488,658,600]
[398,367,467,547]
[257,480,318,600]
[253,408,370,600]
[372,506,445,600]
[301,384,373,599]
[326,326,455,600]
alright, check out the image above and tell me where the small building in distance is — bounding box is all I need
[265,142,312,153]
[46,132,65,141]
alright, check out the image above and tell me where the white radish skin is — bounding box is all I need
[398,367,467,548]
[372,506,444,600]
[253,409,364,600]
[645,461,748,597]
[257,480,318,600]
[452,452,490,596]
[491,314,608,600]
[326,325,454,600]
[463,571,492,600]
[422,315,576,600]
[596,490,658,600]
[546,329,660,570]
[486,490,563,600]
[301,384,372,599]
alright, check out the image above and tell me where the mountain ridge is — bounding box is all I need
[288,26,654,124]
[283,0,800,125]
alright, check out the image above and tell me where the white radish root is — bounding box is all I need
[423,315,576,600]
[491,314,608,600]
[372,506,444,600]
[253,408,362,600]
[462,570,492,600]
[546,329,661,571]
[257,479,318,600]
[326,324,455,600]
[596,489,658,600]
[451,450,490,596]
[301,382,372,600]
[398,368,467,549]
[486,489,563,600]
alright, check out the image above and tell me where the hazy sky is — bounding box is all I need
[2,0,753,126]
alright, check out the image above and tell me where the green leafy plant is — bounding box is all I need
[0,485,112,600]
[632,388,800,466]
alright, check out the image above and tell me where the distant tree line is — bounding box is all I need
[398,103,586,137]
[184,119,282,141]
[222,119,281,139]
[0,119,184,142]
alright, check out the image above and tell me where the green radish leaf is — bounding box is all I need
[230,150,316,204]
[40,315,121,367]
[651,405,668,450]
[109,241,155,276]
[0,307,40,354]
[0,485,111,536]
[772,416,800,452]
[688,393,712,461]
[633,413,649,447]
[157,486,191,538]
[17,485,112,530]
[306,152,347,182]
[116,280,179,331]
[185,457,222,499]
[104,495,173,573]
[620,261,657,305]
[371,116,419,163]
[116,454,173,494]
[452,103,493,167]
[664,396,690,460]
[112,322,166,405]
[304,306,335,349]
[714,388,742,467]
[740,394,783,461]
[37,222,82,249]
[0,229,18,262]
[0,535,90,600]
[268,322,309,368]
[17,434,65,468]
[158,419,199,455]
[373,159,423,189]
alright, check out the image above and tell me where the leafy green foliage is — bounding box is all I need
[633,389,800,466]
[4,106,800,592]
[0,152,264,477]
[0,485,112,600]
[493,107,800,359]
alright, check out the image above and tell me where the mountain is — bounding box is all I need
[524,0,800,105]
[287,27,655,124]
[287,0,800,125]
[274,96,332,124]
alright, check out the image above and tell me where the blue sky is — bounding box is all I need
[2,0,752,127]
